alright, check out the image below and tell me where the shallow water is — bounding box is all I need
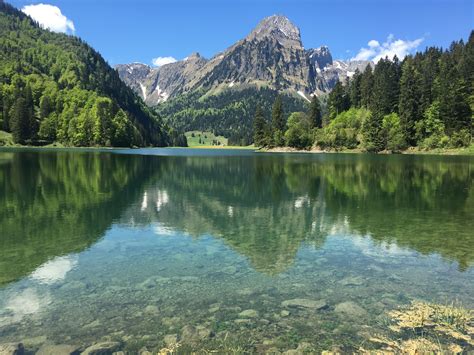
[0,149,473,352]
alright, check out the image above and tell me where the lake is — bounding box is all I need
[0,148,473,353]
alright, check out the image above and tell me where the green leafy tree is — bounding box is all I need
[414,101,448,149]
[315,108,369,149]
[284,112,313,149]
[382,113,406,151]
[362,111,385,152]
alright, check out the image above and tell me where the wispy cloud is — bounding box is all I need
[22,3,75,34]
[352,34,423,62]
[152,56,177,67]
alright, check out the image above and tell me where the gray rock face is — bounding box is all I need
[307,46,333,71]
[115,54,207,105]
[117,15,372,106]
[247,15,302,48]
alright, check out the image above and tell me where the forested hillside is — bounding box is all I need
[0,2,183,147]
[156,87,308,146]
[253,32,473,151]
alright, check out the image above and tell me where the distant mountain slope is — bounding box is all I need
[156,86,308,146]
[0,2,176,147]
[117,15,371,106]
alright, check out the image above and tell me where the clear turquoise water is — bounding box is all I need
[0,149,473,352]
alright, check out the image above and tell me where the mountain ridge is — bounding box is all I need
[116,15,371,106]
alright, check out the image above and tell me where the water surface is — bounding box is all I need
[0,149,473,352]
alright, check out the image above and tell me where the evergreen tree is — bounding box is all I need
[271,95,285,146]
[253,105,267,147]
[40,94,52,120]
[2,95,10,132]
[271,95,285,132]
[437,50,471,135]
[399,57,422,145]
[24,84,36,139]
[10,97,29,143]
[349,69,362,108]
[360,65,374,109]
[309,95,322,128]
[328,81,350,119]
[371,57,401,117]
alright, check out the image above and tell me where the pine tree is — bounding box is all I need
[271,95,285,146]
[2,94,10,132]
[328,81,350,119]
[309,95,322,128]
[253,104,267,147]
[349,69,362,108]
[360,65,374,109]
[10,97,29,143]
[371,57,401,117]
[437,50,471,135]
[24,84,35,140]
[399,57,422,145]
[40,94,52,120]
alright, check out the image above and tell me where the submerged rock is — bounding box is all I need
[284,342,313,354]
[180,325,213,343]
[334,301,367,318]
[144,305,159,315]
[238,309,258,318]
[37,344,80,355]
[163,334,178,347]
[81,342,120,355]
[281,298,327,310]
[339,276,365,286]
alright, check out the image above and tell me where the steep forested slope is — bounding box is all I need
[0,2,176,147]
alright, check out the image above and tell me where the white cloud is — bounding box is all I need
[152,56,177,67]
[22,3,75,33]
[30,255,78,284]
[352,35,423,62]
[368,40,380,48]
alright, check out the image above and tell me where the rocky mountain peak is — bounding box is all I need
[248,15,302,47]
[307,46,333,70]
[186,52,202,61]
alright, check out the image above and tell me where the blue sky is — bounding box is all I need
[10,0,474,66]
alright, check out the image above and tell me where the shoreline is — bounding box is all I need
[1,143,473,156]
[259,146,474,156]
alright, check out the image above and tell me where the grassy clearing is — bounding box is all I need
[185,131,228,147]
